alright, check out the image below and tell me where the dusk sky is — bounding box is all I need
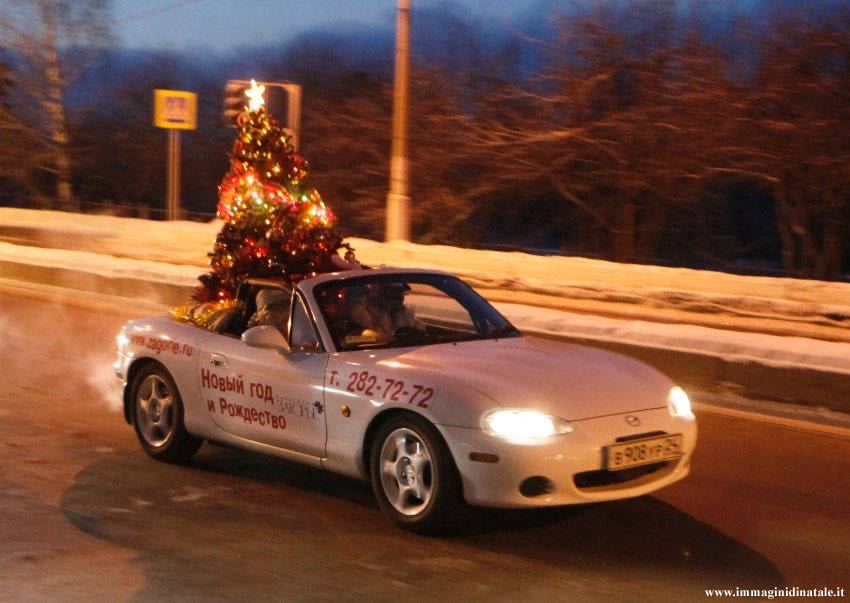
[113,0,544,51]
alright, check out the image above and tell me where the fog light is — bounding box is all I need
[519,476,555,498]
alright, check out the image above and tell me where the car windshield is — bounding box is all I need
[313,273,520,351]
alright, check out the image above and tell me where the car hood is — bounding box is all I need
[378,336,674,421]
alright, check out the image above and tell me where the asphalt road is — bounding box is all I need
[0,282,848,601]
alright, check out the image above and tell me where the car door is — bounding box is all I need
[197,291,328,458]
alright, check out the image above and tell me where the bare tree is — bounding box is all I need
[302,71,393,240]
[0,0,111,210]
[426,0,836,274]
[740,14,850,278]
[0,59,45,201]
[447,1,744,262]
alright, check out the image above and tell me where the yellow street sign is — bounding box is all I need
[153,89,197,130]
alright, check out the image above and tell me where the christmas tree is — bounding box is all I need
[194,80,349,303]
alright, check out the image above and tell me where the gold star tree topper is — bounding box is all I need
[245,79,266,112]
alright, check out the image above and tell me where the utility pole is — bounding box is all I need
[385,0,411,241]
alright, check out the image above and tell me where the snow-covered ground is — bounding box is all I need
[3,208,849,335]
[0,208,848,386]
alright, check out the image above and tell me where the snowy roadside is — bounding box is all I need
[0,208,848,415]
[2,208,849,342]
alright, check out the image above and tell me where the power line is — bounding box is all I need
[116,0,211,24]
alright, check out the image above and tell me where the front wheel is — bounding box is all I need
[130,363,202,463]
[370,413,462,534]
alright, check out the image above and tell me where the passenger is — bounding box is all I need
[247,288,291,335]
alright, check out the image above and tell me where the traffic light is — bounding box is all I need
[222,79,251,127]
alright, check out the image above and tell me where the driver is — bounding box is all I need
[340,282,424,343]
[369,282,425,341]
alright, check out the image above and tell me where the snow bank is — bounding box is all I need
[1,208,848,339]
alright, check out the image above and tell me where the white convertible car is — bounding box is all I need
[114,268,697,533]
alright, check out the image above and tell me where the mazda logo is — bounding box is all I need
[625,415,641,427]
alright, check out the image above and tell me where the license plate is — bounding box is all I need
[604,434,684,471]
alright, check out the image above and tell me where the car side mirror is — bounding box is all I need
[292,341,323,354]
[242,326,290,353]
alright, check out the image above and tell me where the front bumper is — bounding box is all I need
[440,407,697,508]
[113,350,131,384]
[113,350,134,424]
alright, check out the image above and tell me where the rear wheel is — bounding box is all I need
[131,363,202,463]
[370,413,462,534]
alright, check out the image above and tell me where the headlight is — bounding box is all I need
[668,386,693,417]
[482,409,573,439]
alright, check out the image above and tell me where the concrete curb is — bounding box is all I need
[2,256,847,415]
[0,259,194,307]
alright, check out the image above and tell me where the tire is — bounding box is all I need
[370,413,462,534]
[130,363,202,463]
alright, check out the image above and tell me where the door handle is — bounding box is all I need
[210,355,228,368]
